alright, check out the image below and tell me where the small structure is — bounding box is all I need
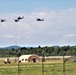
[19,54,41,63]
[4,58,11,64]
[65,56,76,62]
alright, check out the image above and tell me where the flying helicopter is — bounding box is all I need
[0,19,6,22]
[17,16,24,20]
[37,18,44,21]
[14,19,19,22]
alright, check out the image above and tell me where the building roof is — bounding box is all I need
[19,55,31,60]
[19,54,41,63]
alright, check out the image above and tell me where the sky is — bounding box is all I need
[0,0,76,47]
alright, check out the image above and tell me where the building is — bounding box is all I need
[19,54,41,63]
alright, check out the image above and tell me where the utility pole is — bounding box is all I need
[42,51,45,75]
[63,51,65,75]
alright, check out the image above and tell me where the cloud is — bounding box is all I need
[32,11,46,17]
[0,8,76,46]
[64,33,76,38]
[4,34,15,38]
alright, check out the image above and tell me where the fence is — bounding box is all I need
[0,55,76,75]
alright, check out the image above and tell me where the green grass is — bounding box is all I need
[0,58,76,75]
[0,68,18,75]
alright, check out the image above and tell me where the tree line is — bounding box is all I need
[0,45,76,57]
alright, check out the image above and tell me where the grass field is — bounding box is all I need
[0,57,76,75]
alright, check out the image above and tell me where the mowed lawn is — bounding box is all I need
[0,57,76,75]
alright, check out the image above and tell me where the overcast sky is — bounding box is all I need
[0,0,76,47]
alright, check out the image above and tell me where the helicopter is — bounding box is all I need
[37,18,44,21]
[14,19,19,22]
[17,16,24,20]
[0,19,6,22]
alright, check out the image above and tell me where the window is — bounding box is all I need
[25,59,27,61]
[22,59,24,61]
